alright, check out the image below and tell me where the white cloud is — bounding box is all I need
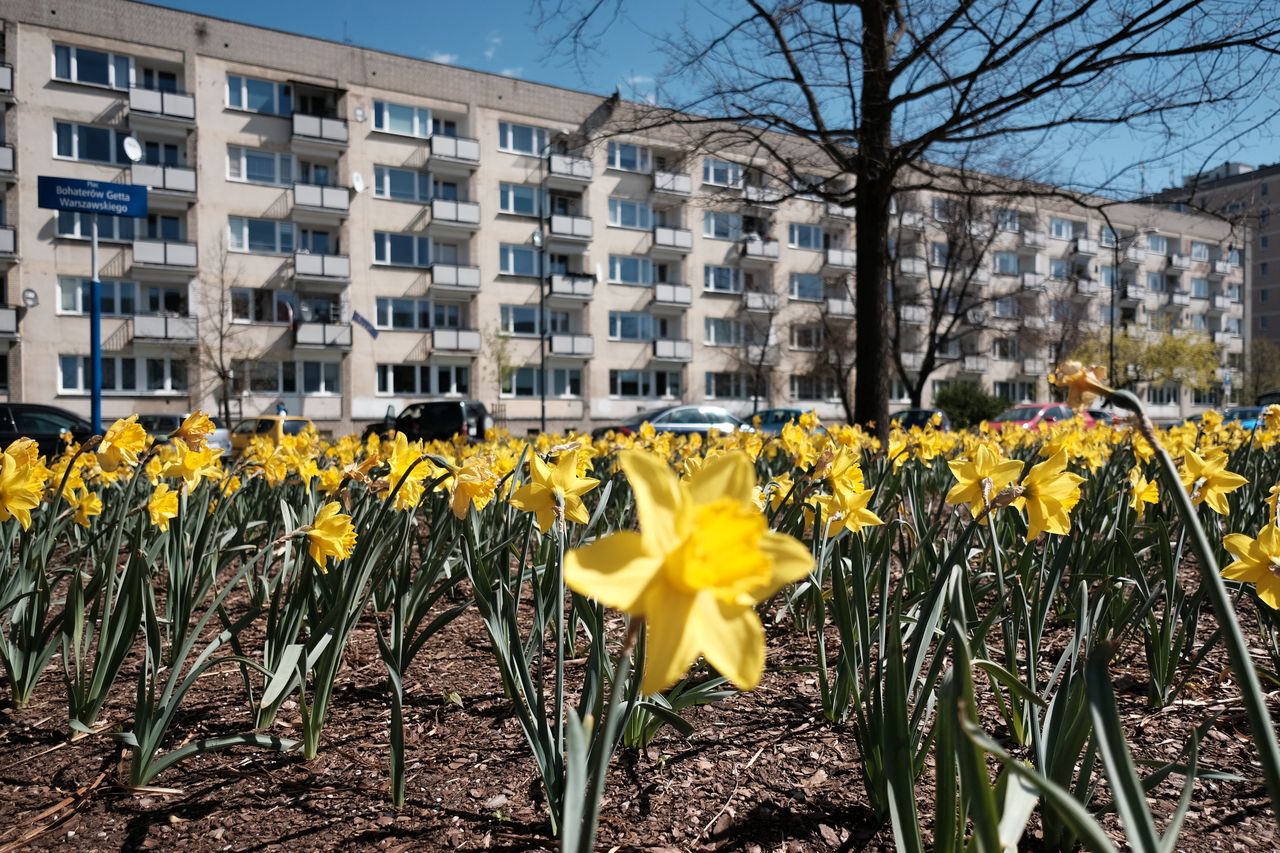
[499,67,524,78]
[430,52,458,65]
[624,74,653,87]
[484,33,503,61]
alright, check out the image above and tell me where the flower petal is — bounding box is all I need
[690,594,765,692]
[687,452,756,507]
[750,530,815,599]
[564,531,662,614]
[620,451,686,554]
[639,585,699,694]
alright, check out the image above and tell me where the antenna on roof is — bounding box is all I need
[343,21,352,45]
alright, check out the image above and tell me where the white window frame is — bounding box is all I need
[373,165,433,202]
[300,361,342,396]
[373,231,432,268]
[499,244,541,276]
[790,273,824,301]
[52,43,134,90]
[498,121,550,156]
[376,362,471,397]
[54,121,131,165]
[790,324,823,351]
[227,145,295,186]
[788,223,824,251]
[374,297,462,331]
[702,157,743,188]
[704,265,743,294]
[606,142,652,173]
[704,317,744,346]
[1049,217,1076,240]
[373,100,432,138]
[58,277,139,316]
[608,255,653,285]
[703,211,742,241]
[226,74,292,116]
[499,183,542,217]
[608,198,653,230]
[228,216,296,255]
[57,211,137,242]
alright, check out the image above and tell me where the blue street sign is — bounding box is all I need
[37,176,148,218]
[352,311,379,339]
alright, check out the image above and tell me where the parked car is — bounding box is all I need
[362,400,492,443]
[751,407,809,434]
[0,403,94,457]
[1222,406,1265,430]
[230,415,315,455]
[136,413,184,440]
[1086,407,1117,426]
[891,408,952,431]
[206,417,232,456]
[988,403,1094,431]
[590,405,751,439]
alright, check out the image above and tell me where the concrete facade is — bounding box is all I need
[0,0,1250,433]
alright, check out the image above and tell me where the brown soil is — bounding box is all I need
[0,586,1276,852]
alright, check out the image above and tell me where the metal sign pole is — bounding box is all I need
[90,216,102,433]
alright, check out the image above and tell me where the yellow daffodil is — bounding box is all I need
[163,445,223,491]
[147,482,179,532]
[384,433,426,511]
[564,451,813,693]
[1050,361,1112,410]
[1222,526,1280,609]
[945,444,1024,522]
[0,450,45,530]
[1180,448,1248,516]
[1128,469,1159,518]
[1264,404,1280,432]
[1018,451,1085,539]
[449,457,496,520]
[510,451,600,533]
[174,411,215,450]
[307,501,357,570]
[816,484,883,538]
[97,415,149,472]
[69,487,103,528]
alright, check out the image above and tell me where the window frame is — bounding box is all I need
[373,231,433,268]
[498,121,550,156]
[228,216,296,255]
[226,74,292,116]
[53,43,134,90]
[372,100,432,138]
[606,142,652,173]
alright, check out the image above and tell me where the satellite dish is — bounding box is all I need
[354,106,367,123]
[21,289,39,308]
[351,172,365,193]
[122,136,144,164]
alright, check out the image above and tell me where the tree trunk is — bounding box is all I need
[853,0,895,442]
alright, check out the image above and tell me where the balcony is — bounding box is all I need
[0,306,19,338]
[0,64,12,98]
[548,273,596,301]
[0,225,15,258]
[1021,230,1047,249]
[1168,254,1192,270]
[431,263,481,292]
[653,170,692,196]
[0,144,14,181]
[900,210,926,231]
[291,112,349,153]
[293,183,351,221]
[652,226,694,255]
[1169,291,1192,306]
[547,153,593,188]
[549,333,594,357]
[652,339,693,362]
[743,184,784,206]
[739,239,779,267]
[431,328,482,352]
[132,239,197,274]
[429,198,482,234]
[825,248,857,269]
[1119,284,1147,304]
[1208,259,1233,278]
[651,283,692,311]
[899,256,928,278]
[132,314,198,343]
[743,291,781,313]
[1072,237,1098,257]
[1207,295,1231,314]
[901,352,924,371]
[826,297,855,318]
[825,202,854,220]
[294,321,352,350]
[429,135,481,172]
[1021,272,1047,291]
[967,268,991,286]
[746,343,781,366]
[1120,245,1145,266]
[901,304,928,325]
[1074,279,1100,298]
[548,214,593,247]
[1023,316,1047,331]
[127,88,195,133]
[1022,358,1047,375]
[294,252,351,283]
[962,355,989,374]
[130,164,196,203]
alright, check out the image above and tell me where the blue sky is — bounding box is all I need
[150,0,1277,196]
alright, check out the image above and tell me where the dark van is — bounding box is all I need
[363,401,492,443]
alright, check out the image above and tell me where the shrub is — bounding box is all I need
[935,381,1007,428]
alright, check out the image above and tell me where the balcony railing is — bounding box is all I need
[133,314,198,342]
[746,343,781,365]
[549,273,595,300]
[128,87,195,121]
[133,239,197,269]
[825,248,857,269]
[743,291,781,312]
[901,352,924,371]
[430,198,481,226]
[743,184,784,205]
[549,333,594,357]
[0,144,13,175]
[899,256,928,277]
[0,226,14,255]
[548,153,593,181]
[652,283,692,308]
[295,321,353,348]
[1023,316,1047,330]
[0,64,12,96]
[901,304,927,324]
[0,306,17,336]
[826,297,855,318]
[652,339,693,361]
[1120,284,1147,302]
[292,112,349,145]
[1072,237,1098,256]
[131,163,196,194]
[900,210,926,231]
[1169,291,1192,306]
[548,214,593,241]
[826,202,854,219]
[1169,254,1192,270]
[1021,272,1047,291]
[740,239,780,262]
[1209,259,1232,277]
[653,226,694,251]
[431,264,481,290]
[430,135,481,164]
[432,328,482,351]
[1208,295,1231,312]
[294,183,351,212]
[1021,229,1047,249]
[653,170,692,195]
[962,355,989,373]
[1120,245,1145,265]
[1022,357,1047,375]
[294,252,351,281]
[1075,279,1100,297]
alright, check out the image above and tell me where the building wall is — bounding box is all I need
[0,0,1250,434]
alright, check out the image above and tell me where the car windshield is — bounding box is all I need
[282,420,310,435]
[629,407,676,424]
[991,406,1043,422]
[1224,408,1262,421]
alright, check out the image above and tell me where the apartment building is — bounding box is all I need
[0,1,1249,434]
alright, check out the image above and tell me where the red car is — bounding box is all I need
[988,403,1095,431]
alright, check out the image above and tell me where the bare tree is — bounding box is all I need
[196,236,255,425]
[538,0,1280,439]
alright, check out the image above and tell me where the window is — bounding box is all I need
[301,361,342,395]
[375,297,461,331]
[608,255,653,285]
[1049,258,1070,280]
[790,324,822,350]
[993,381,1035,402]
[227,146,294,185]
[229,217,295,254]
[502,367,541,397]
[374,166,432,202]
[1191,241,1210,261]
[499,244,540,276]
[226,74,292,115]
[890,380,911,403]
[54,121,132,164]
[702,157,743,188]
[703,211,742,240]
[790,273,824,301]
[498,121,549,155]
[791,374,837,401]
[1147,271,1166,293]
[376,363,471,396]
[993,296,1017,318]
[929,241,950,267]
[994,208,1020,232]
[610,369,681,398]
[53,44,132,89]
[231,288,294,324]
[704,265,743,293]
[931,198,957,223]
[1146,384,1180,406]
[705,372,760,400]
[1190,313,1208,331]
[992,338,1018,360]
[608,198,652,230]
[58,354,185,394]
[500,305,541,336]
[607,142,651,173]
[1100,226,1118,248]
[374,231,431,267]
[609,312,668,341]
[1147,234,1168,254]
[1049,218,1076,240]
[993,252,1019,275]
[788,223,824,250]
[1191,277,1210,298]
[57,211,137,242]
[1263,261,1271,277]
[704,317,744,346]
[373,100,431,137]
[58,278,138,316]
[550,368,583,397]
[499,183,541,216]
[142,285,187,315]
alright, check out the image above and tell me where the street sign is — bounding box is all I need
[37,176,148,218]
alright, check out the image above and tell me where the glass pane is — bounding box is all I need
[389,234,415,265]
[80,126,113,163]
[112,55,131,89]
[245,78,276,113]
[247,219,277,252]
[170,361,187,391]
[76,49,111,85]
[245,152,277,183]
[388,169,417,200]
[387,103,416,135]
[147,358,166,391]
